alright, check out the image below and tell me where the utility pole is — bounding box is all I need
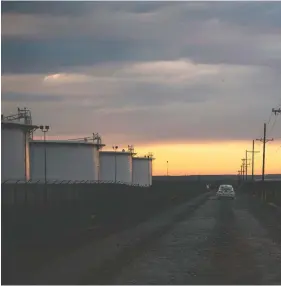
[240,165,243,181]
[39,125,49,206]
[241,159,246,180]
[252,140,255,181]
[247,140,260,181]
[245,151,251,181]
[237,170,241,183]
[112,146,118,183]
[256,123,273,181]
[166,161,169,176]
[244,153,248,181]
[246,149,257,181]
[39,125,50,184]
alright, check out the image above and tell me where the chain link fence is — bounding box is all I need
[2,180,207,236]
[241,180,281,205]
[1,179,149,207]
[2,179,208,285]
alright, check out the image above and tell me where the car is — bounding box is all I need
[216,184,235,199]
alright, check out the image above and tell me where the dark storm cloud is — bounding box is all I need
[0,92,101,104]
[1,1,281,144]
[2,2,281,74]
[1,38,146,74]
[105,2,182,14]
[1,1,179,16]
[2,37,279,75]
[1,79,210,108]
[1,1,94,16]
[1,92,63,102]
[209,2,281,30]
[0,36,268,74]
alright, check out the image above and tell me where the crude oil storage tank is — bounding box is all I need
[1,109,38,182]
[30,140,104,182]
[99,150,133,184]
[132,156,154,187]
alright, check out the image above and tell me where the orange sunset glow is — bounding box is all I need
[133,141,281,175]
[34,135,281,175]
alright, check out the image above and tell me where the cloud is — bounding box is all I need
[2,59,280,144]
[1,92,63,102]
[1,2,281,146]
[43,73,93,84]
[2,2,281,74]
[3,60,273,108]
[1,1,176,17]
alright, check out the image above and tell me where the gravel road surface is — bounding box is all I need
[87,193,281,285]
[4,191,281,285]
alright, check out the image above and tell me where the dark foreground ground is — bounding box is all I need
[104,193,281,285]
[3,182,281,284]
[2,180,208,284]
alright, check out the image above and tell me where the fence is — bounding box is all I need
[2,179,208,285]
[2,179,149,186]
[1,179,151,206]
[241,180,281,205]
[2,180,207,242]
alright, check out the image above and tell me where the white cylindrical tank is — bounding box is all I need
[30,140,103,182]
[99,151,133,184]
[132,157,154,187]
[1,121,37,181]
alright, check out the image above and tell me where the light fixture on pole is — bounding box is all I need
[128,145,134,154]
[39,125,49,184]
[147,154,151,187]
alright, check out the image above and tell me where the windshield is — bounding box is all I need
[220,186,233,191]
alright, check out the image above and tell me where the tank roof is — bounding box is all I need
[133,156,155,160]
[100,151,136,155]
[1,120,38,131]
[30,140,105,147]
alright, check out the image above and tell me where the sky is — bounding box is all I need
[1,1,281,175]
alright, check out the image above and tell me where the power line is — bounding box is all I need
[269,107,281,137]
[268,114,279,137]
[267,112,273,125]
[264,106,281,135]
